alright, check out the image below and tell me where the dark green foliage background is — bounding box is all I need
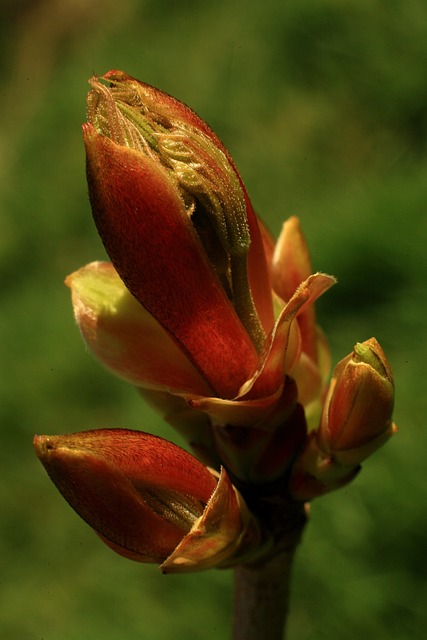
[1,0,426,638]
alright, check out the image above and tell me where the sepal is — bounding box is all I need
[161,467,263,573]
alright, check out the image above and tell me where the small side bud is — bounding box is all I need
[289,338,396,500]
[318,337,396,465]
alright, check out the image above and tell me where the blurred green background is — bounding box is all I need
[1,0,426,638]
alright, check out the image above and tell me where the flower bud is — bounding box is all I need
[87,71,273,338]
[82,71,277,402]
[289,338,396,500]
[73,71,337,446]
[317,337,396,466]
[34,429,259,569]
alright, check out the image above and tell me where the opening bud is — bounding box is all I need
[85,70,269,352]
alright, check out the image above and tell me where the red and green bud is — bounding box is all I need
[290,338,396,500]
[87,70,274,342]
[84,70,273,396]
[34,429,261,571]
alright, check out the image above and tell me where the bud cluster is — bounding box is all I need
[34,71,396,571]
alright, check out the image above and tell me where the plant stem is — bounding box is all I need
[232,493,308,640]
[232,546,298,640]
